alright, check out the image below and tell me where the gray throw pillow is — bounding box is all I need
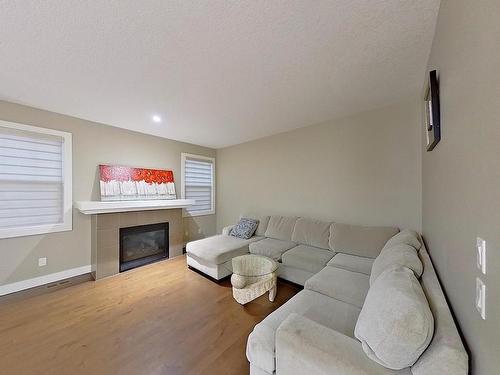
[230,218,259,239]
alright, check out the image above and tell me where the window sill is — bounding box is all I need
[0,222,72,239]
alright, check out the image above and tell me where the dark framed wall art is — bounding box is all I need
[424,70,441,151]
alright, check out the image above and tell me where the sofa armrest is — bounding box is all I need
[276,314,408,375]
[222,225,235,235]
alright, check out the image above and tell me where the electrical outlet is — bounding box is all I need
[38,257,47,267]
[475,278,486,320]
[476,237,486,274]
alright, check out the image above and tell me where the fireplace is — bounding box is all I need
[119,222,169,272]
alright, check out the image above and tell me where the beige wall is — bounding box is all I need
[0,100,216,286]
[216,97,422,232]
[422,1,500,374]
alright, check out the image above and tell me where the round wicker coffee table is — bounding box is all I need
[226,254,279,305]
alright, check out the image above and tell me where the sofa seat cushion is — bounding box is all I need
[291,218,332,249]
[329,223,399,258]
[186,234,262,265]
[249,238,297,261]
[328,253,374,275]
[264,215,298,241]
[276,313,413,375]
[305,266,370,308]
[281,245,335,273]
[246,289,361,374]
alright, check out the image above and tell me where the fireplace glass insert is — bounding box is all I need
[119,222,169,272]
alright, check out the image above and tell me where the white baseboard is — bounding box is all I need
[0,265,92,296]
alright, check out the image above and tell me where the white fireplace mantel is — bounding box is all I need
[75,199,195,215]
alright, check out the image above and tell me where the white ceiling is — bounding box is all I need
[0,1,440,148]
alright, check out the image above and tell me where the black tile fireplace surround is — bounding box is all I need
[119,222,169,272]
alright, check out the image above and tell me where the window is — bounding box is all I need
[0,120,72,239]
[181,153,215,216]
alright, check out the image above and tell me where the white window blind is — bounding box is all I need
[0,121,72,239]
[182,154,215,216]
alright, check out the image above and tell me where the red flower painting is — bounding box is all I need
[99,165,176,201]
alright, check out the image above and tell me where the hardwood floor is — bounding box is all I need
[0,255,300,375]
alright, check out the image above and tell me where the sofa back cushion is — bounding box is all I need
[264,216,298,241]
[240,214,270,236]
[370,244,423,285]
[355,266,434,370]
[383,229,421,251]
[329,223,399,258]
[291,218,331,250]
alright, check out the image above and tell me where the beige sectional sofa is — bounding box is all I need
[185,215,468,375]
[186,215,397,285]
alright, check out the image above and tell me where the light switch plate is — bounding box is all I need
[476,277,486,320]
[476,237,486,274]
[38,257,47,267]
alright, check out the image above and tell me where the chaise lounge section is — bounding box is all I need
[186,232,263,280]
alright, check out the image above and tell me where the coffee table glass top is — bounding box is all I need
[225,254,279,277]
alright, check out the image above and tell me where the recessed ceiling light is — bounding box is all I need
[152,115,162,123]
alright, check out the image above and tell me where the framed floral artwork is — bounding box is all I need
[99,165,176,201]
